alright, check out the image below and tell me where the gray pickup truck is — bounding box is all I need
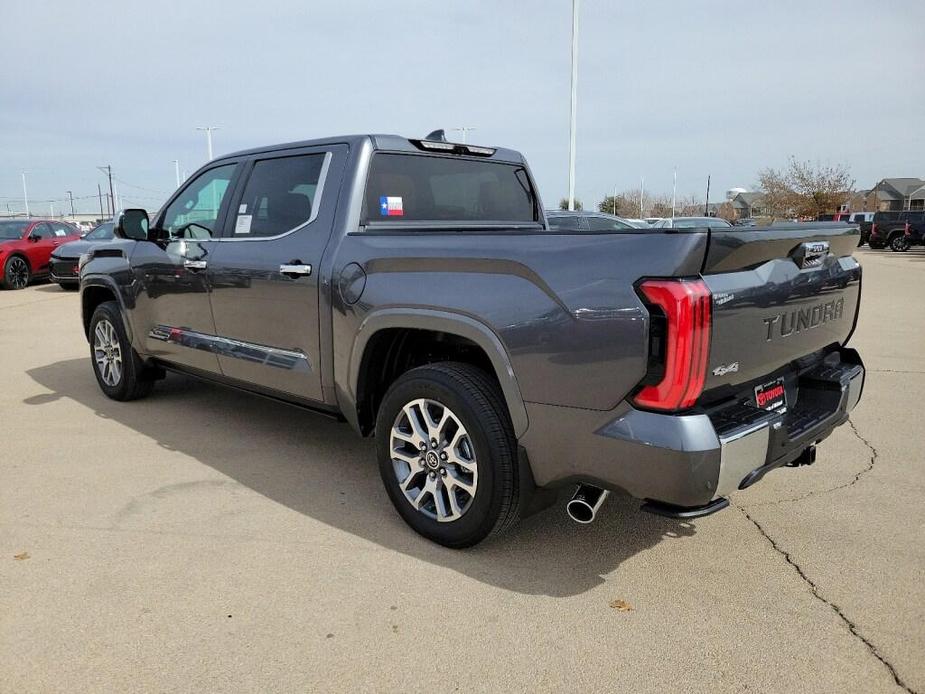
[79,133,864,547]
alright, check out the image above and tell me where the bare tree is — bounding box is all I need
[758,158,854,220]
[787,158,854,218]
[559,197,583,211]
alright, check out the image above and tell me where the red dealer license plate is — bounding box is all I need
[755,377,787,411]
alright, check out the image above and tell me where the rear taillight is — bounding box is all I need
[870,223,878,237]
[905,223,911,236]
[632,278,712,411]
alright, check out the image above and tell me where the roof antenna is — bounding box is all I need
[424,129,447,142]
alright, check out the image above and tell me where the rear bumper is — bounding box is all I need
[520,348,864,511]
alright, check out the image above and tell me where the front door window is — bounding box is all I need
[160,164,236,239]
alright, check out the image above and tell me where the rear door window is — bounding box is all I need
[232,153,327,238]
[364,153,540,226]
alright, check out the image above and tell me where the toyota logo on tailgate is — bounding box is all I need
[791,240,829,269]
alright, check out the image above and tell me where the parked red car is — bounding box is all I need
[0,219,81,290]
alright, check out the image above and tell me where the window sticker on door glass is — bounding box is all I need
[379,196,403,216]
[234,214,253,234]
[238,203,248,214]
[54,229,67,236]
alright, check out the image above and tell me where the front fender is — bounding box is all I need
[339,308,529,438]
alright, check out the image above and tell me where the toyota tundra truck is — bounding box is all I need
[78,133,865,547]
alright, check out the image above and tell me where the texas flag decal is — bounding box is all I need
[379,196,404,216]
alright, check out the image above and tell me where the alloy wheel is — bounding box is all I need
[7,257,28,289]
[390,398,478,522]
[93,319,123,386]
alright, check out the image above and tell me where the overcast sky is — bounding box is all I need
[2,0,922,215]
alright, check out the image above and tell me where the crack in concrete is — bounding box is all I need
[750,419,878,507]
[734,502,917,694]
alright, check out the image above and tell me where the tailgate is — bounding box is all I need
[701,223,861,394]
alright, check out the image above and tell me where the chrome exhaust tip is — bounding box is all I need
[566,484,610,524]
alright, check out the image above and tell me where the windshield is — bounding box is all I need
[85,222,115,240]
[364,153,540,225]
[0,221,29,240]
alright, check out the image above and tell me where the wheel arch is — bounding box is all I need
[341,309,529,438]
[81,277,134,344]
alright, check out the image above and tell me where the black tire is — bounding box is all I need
[2,255,31,290]
[88,301,156,401]
[889,234,909,252]
[375,362,520,548]
[57,281,79,291]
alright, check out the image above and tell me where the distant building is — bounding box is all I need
[730,192,767,219]
[865,178,925,211]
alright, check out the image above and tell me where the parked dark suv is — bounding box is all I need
[869,210,925,251]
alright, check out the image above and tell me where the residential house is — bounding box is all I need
[866,178,925,211]
[730,191,766,219]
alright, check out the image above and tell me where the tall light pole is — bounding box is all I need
[671,167,677,219]
[567,0,580,211]
[639,176,645,217]
[451,127,476,144]
[196,126,220,161]
[21,172,29,217]
[172,160,181,187]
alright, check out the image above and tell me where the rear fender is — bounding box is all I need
[341,308,529,437]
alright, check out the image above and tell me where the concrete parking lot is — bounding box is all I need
[2,248,923,693]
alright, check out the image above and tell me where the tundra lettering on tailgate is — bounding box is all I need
[762,297,844,342]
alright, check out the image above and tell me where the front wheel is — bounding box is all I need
[89,301,156,401]
[375,362,520,548]
[890,234,909,252]
[2,255,30,290]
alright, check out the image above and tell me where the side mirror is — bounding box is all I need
[114,209,150,241]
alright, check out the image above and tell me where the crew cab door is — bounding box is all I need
[131,161,241,374]
[206,146,344,402]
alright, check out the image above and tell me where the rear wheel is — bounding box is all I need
[2,255,30,290]
[890,234,909,252]
[375,362,520,548]
[89,301,156,401]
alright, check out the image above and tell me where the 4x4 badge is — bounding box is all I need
[712,362,739,377]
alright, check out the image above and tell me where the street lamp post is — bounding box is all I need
[567,0,579,211]
[451,127,476,144]
[196,126,220,161]
[173,160,181,187]
[21,172,29,217]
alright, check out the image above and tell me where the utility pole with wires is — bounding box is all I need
[21,172,30,217]
[67,190,75,216]
[450,127,476,144]
[704,174,711,216]
[98,184,105,219]
[567,0,580,211]
[613,185,617,215]
[98,165,115,216]
[196,126,220,161]
[639,176,645,217]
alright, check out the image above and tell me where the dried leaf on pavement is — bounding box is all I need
[13,552,30,561]
[609,599,633,612]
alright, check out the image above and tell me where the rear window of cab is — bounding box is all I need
[363,153,539,225]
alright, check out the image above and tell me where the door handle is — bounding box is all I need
[280,263,312,279]
[184,259,208,271]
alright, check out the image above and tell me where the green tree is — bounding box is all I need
[559,197,583,211]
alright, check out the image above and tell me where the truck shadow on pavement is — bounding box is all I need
[26,358,698,598]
